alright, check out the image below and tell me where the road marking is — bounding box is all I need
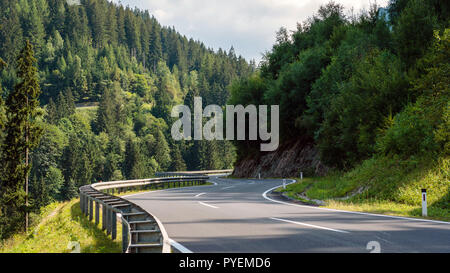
[198,201,219,209]
[169,238,193,253]
[270,217,350,233]
[195,192,206,198]
[221,186,235,190]
[262,181,450,225]
[121,180,218,198]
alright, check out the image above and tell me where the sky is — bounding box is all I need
[111,0,389,63]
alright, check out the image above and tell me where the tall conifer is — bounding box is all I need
[1,41,43,234]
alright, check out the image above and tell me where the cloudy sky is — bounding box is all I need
[111,0,389,63]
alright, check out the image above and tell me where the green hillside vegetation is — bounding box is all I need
[0,199,121,253]
[231,0,449,219]
[0,0,252,240]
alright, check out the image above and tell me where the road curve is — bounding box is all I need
[124,177,450,253]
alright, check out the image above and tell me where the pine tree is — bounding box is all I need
[170,145,187,171]
[46,97,57,124]
[0,41,43,235]
[32,175,50,208]
[56,91,68,119]
[62,178,77,201]
[149,23,163,72]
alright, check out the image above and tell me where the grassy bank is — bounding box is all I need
[277,156,449,222]
[0,199,121,253]
[0,180,213,253]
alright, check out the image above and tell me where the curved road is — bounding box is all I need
[124,177,450,253]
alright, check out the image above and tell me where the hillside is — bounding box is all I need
[0,0,251,240]
[230,0,449,219]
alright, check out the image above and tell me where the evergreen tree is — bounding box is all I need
[61,178,77,201]
[45,97,57,124]
[170,145,187,171]
[0,41,43,235]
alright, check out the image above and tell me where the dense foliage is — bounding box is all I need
[230,0,449,169]
[0,0,252,239]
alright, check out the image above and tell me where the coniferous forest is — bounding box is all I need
[0,0,449,244]
[0,0,253,239]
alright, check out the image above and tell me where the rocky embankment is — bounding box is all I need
[232,137,329,178]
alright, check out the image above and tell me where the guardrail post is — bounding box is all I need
[122,220,129,253]
[79,193,84,214]
[95,201,100,225]
[89,198,93,221]
[102,204,106,231]
[83,195,87,216]
[111,212,117,240]
[106,207,112,235]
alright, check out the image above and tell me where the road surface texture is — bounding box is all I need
[124,177,450,253]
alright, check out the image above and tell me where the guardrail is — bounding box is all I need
[78,170,232,253]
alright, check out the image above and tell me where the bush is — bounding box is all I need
[376,103,438,157]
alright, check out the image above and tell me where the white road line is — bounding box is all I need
[221,186,235,190]
[195,192,206,198]
[270,217,350,233]
[198,201,219,209]
[262,181,450,225]
[169,238,193,253]
[121,180,218,198]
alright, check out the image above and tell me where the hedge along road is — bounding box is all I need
[123,176,450,253]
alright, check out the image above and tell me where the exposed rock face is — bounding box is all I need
[232,138,329,178]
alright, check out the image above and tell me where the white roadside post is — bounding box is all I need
[300,172,303,180]
[283,179,286,189]
[258,173,261,179]
[422,189,427,217]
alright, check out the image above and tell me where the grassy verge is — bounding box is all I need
[277,156,449,222]
[0,199,121,253]
[0,180,213,253]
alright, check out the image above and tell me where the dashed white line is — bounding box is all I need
[270,217,350,233]
[198,201,219,209]
[221,186,235,190]
[195,192,206,198]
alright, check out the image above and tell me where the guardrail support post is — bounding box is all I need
[79,193,84,214]
[83,195,87,216]
[95,201,100,225]
[111,212,117,240]
[122,220,129,253]
[106,207,112,235]
[89,198,93,221]
[102,204,106,231]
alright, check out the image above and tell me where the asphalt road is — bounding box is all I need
[124,177,450,253]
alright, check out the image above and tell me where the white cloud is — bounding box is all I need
[111,0,389,63]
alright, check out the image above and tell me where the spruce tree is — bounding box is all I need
[46,97,57,124]
[1,41,43,234]
[62,178,78,201]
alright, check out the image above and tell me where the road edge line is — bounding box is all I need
[262,180,450,225]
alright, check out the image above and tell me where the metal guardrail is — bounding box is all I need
[78,170,232,253]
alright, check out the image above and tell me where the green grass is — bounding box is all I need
[0,199,121,253]
[0,180,213,253]
[278,156,450,222]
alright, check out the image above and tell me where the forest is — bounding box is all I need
[0,0,253,239]
[230,0,449,168]
[229,0,449,217]
[0,0,449,241]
